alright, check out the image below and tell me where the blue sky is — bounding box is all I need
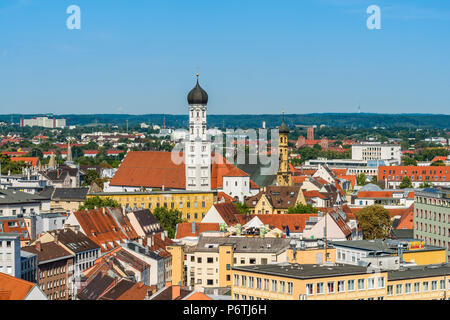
[0,0,449,115]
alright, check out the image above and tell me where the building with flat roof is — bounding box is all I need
[414,187,450,262]
[0,232,21,278]
[231,262,450,300]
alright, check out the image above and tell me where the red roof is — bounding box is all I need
[175,222,220,239]
[212,202,240,225]
[395,205,414,229]
[110,151,186,189]
[71,208,139,252]
[303,190,328,200]
[431,156,448,163]
[2,151,27,157]
[83,150,99,155]
[0,273,37,300]
[378,165,450,182]
[217,192,235,203]
[238,214,317,233]
[10,157,39,167]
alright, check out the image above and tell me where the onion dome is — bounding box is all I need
[279,110,290,134]
[187,74,208,105]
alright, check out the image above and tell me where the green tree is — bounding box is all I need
[356,173,368,186]
[402,156,417,166]
[354,205,392,240]
[419,182,433,188]
[152,207,183,239]
[287,203,318,214]
[431,160,445,166]
[79,196,120,211]
[399,176,413,189]
[234,202,250,214]
[82,170,101,187]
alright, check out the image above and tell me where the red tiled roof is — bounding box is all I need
[217,192,235,203]
[357,191,395,198]
[292,176,308,184]
[10,157,39,167]
[110,151,186,189]
[303,190,328,200]
[240,214,317,233]
[71,208,139,252]
[175,223,220,239]
[396,205,414,230]
[212,202,240,225]
[0,273,37,300]
[431,156,448,163]
[2,151,27,157]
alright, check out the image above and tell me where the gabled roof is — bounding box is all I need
[0,272,39,300]
[245,185,302,209]
[100,279,156,300]
[22,241,73,264]
[48,228,100,253]
[242,214,318,233]
[110,151,186,189]
[394,205,414,230]
[71,208,139,252]
[213,202,240,225]
[175,222,220,239]
[10,157,39,167]
[77,272,116,300]
[51,188,89,201]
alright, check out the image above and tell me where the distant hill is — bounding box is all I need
[1,113,450,129]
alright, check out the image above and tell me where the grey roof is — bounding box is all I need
[49,228,100,253]
[51,188,89,201]
[187,77,208,105]
[390,229,414,240]
[0,189,48,205]
[38,186,55,198]
[233,263,371,280]
[236,162,276,188]
[388,264,450,281]
[358,183,383,192]
[195,236,290,254]
[331,239,443,254]
[121,242,164,261]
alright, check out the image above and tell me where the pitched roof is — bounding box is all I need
[71,208,138,252]
[77,272,116,300]
[150,286,192,300]
[175,222,220,239]
[217,192,235,203]
[395,205,414,230]
[213,202,240,225]
[22,241,73,264]
[110,151,186,189]
[51,188,89,201]
[10,157,39,167]
[243,214,318,233]
[0,272,38,300]
[245,186,302,209]
[100,279,156,300]
[48,228,100,253]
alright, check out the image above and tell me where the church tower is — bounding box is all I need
[185,74,211,191]
[276,111,292,186]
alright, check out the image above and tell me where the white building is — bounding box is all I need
[21,117,66,129]
[0,233,21,277]
[352,144,401,163]
[185,75,212,192]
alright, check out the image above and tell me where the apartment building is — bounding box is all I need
[378,166,450,189]
[414,187,450,261]
[182,236,290,290]
[0,189,50,217]
[89,190,216,223]
[22,240,74,300]
[0,233,21,277]
[231,262,450,300]
[352,144,401,162]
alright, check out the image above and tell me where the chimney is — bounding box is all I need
[36,240,42,252]
[172,285,181,300]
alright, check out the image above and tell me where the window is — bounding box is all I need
[280,281,285,294]
[368,278,375,290]
[396,284,403,295]
[306,283,314,295]
[347,280,355,291]
[423,282,429,292]
[234,275,239,286]
[414,282,420,293]
[249,277,254,289]
[358,279,365,291]
[264,279,270,291]
[387,285,393,296]
[271,280,277,292]
[377,277,385,289]
[440,280,446,291]
[338,281,345,293]
[242,276,247,287]
[207,257,213,263]
[432,281,438,291]
[257,278,262,290]
[287,282,293,295]
[405,283,411,294]
[327,282,335,294]
[316,282,324,294]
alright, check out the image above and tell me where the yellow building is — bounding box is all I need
[276,111,292,187]
[166,244,185,286]
[286,247,337,264]
[87,191,217,222]
[245,185,306,215]
[231,263,450,300]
